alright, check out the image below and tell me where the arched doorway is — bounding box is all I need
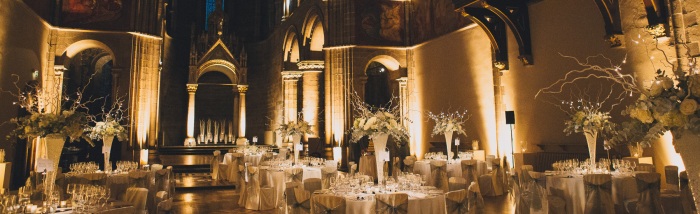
[63,48,117,170]
[364,61,391,109]
[195,71,235,144]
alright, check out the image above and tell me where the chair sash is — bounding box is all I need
[680,171,696,213]
[155,191,172,213]
[231,153,245,168]
[376,193,408,214]
[311,194,346,214]
[349,163,358,177]
[430,160,449,192]
[467,181,485,211]
[520,168,533,185]
[445,190,469,214]
[635,173,663,214]
[583,174,614,214]
[461,160,478,186]
[513,181,529,214]
[528,181,547,213]
[245,166,271,210]
[153,169,171,194]
[237,165,247,207]
[304,178,322,193]
[449,177,467,191]
[129,171,149,188]
[321,167,337,189]
[286,168,304,183]
[293,188,312,210]
[211,155,220,180]
[491,163,504,195]
[392,157,401,180]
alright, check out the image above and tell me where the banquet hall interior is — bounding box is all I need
[1,0,700,213]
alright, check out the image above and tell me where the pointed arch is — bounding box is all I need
[283,25,301,62]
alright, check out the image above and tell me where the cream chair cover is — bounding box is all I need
[461,160,478,187]
[279,148,289,160]
[520,166,534,185]
[107,174,129,200]
[285,182,310,213]
[237,165,247,206]
[129,171,149,188]
[547,188,567,214]
[582,174,614,214]
[680,171,696,214]
[286,168,304,183]
[359,155,377,179]
[527,181,548,214]
[151,164,164,171]
[349,163,358,177]
[321,167,337,189]
[430,160,449,192]
[304,178,322,193]
[467,181,484,212]
[244,166,276,210]
[664,165,680,193]
[491,158,504,196]
[155,191,172,214]
[513,181,529,214]
[445,190,469,214]
[392,157,401,180]
[211,154,220,180]
[229,153,245,183]
[311,194,346,214]
[448,177,467,191]
[84,173,108,186]
[124,187,148,213]
[403,156,416,173]
[636,163,655,173]
[632,172,664,214]
[376,193,409,214]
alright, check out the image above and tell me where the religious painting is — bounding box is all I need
[61,0,124,25]
[410,0,469,43]
[357,0,405,45]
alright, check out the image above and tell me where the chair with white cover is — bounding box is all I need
[151,164,164,171]
[128,171,149,188]
[243,166,276,210]
[663,165,680,194]
[430,160,449,192]
[467,181,485,213]
[154,191,173,214]
[311,194,346,214]
[349,162,358,176]
[304,178,322,193]
[548,188,567,214]
[445,190,469,214]
[229,153,245,183]
[485,155,495,171]
[124,187,148,214]
[237,165,248,206]
[680,171,697,214]
[211,152,221,180]
[321,167,337,189]
[376,193,409,214]
[513,180,529,214]
[582,174,615,214]
[278,148,289,160]
[520,165,534,185]
[461,160,478,187]
[636,163,655,173]
[527,181,548,214]
[285,168,304,183]
[491,158,504,195]
[403,156,416,173]
[285,182,311,214]
[449,177,467,191]
[624,172,664,214]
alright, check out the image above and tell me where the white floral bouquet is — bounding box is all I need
[276,118,314,137]
[563,101,616,137]
[351,110,407,142]
[87,119,127,141]
[427,110,470,137]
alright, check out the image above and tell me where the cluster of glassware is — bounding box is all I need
[67,184,111,213]
[551,159,614,175]
[0,180,61,213]
[70,162,99,174]
[457,152,473,160]
[424,152,448,160]
[326,172,435,200]
[115,161,139,172]
[612,159,638,175]
[263,159,293,170]
[299,157,325,166]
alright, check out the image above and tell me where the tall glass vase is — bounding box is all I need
[584,129,598,164]
[44,135,65,172]
[372,133,389,183]
[673,131,700,210]
[292,134,302,164]
[444,131,453,160]
[102,135,114,171]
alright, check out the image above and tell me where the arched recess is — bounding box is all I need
[196,59,239,84]
[59,39,117,67]
[302,6,325,49]
[362,55,403,109]
[283,26,301,62]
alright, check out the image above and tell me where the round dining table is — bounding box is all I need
[413,159,487,179]
[260,166,323,206]
[545,173,638,214]
[312,190,446,214]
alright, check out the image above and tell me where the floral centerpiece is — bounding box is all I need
[348,94,408,182]
[562,101,616,163]
[428,110,470,160]
[275,114,314,164]
[86,97,128,171]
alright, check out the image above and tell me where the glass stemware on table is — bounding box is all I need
[324,172,440,201]
[551,158,638,176]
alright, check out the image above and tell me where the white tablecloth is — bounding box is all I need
[223,153,263,166]
[414,160,487,179]
[316,193,446,214]
[546,174,637,214]
[260,166,323,206]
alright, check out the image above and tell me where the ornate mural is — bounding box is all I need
[61,0,123,25]
[357,0,405,45]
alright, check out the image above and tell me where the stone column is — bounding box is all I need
[302,70,321,137]
[236,85,249,143]
[282,71,303,122]
[184,84,198,146]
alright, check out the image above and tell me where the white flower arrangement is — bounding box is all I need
[275,114,314,137]
[351,110,407,142]
[427,110,470,137]
[87,96,128,141]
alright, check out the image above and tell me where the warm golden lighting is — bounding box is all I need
[657,132,685,172]
[139,149,149,166]
[333,146,342,162]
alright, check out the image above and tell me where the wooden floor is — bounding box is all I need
[171,188,515,213]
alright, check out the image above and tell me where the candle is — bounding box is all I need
[455,138,460,146]
[140,149,149,166]
[385,147,390,162]
[252,136,258,144]
[333,147,342,163]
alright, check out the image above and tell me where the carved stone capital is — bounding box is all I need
[297,60,325,70]
[396,77,408,86]
[281,71,303,81]
[186,84,198,93]
[53,65,67,76]
[237,85,249,93]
